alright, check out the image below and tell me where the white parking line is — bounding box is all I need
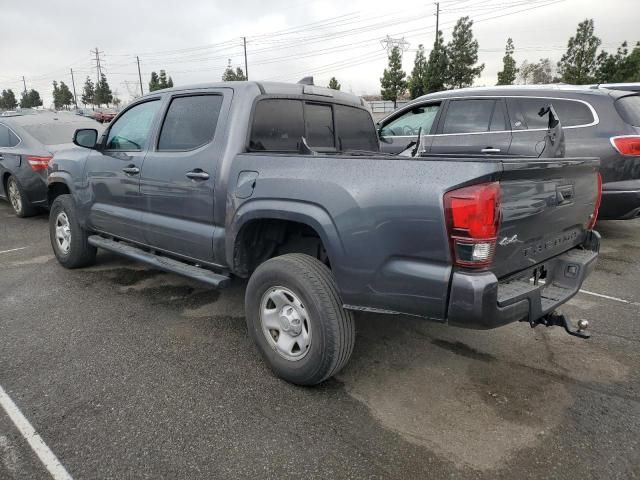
[579,289,634,305]
[0,385,73,480]
[0,247,27,255]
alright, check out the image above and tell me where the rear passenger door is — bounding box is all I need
[0,123,21,199]
[429,98,511,155]
[140,91,228,262]
[506,97,597,157]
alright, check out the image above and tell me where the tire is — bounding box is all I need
[49,194,97,268]
[245,253,355,386]
[6,175,37,218]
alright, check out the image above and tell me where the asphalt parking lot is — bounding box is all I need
[0,201,639,479]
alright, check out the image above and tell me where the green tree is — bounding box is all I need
[52,81,62,109]
[157,70,174,89]
[446,16,484,88]
[596,41,640,83]
[0,89,18,110]
[557,19,601,84]
[497,38,518,85]
[517,59,554,84]
[408,44,428,99]
[54,81,74,109]
[81,77,95,107]
[19,89,42,108]
[380,46,407,108]
[222,67,247,81]
[424,30,449,93]
[328,77,341,90]
[149,71,160,92]
[94,74,113,107]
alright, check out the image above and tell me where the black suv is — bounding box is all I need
[378,85,640,220]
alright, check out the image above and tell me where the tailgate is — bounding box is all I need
[492,158,600,279]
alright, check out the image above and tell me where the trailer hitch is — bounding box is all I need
[530,311,591,339]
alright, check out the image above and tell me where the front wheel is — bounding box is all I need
[49,194,97,268]
[245,253,355,386]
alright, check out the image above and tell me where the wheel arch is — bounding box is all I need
[228,199,346,278]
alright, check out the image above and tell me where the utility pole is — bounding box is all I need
[70,68,78,108]
[242,37,249,80]
[136,56,144,96]
[91,47,103,84]
[434,2,440,45]
[21,76,27,95]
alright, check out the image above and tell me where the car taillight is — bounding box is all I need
[610,136,640,156]
[587,173,602,230]
[26,155,53,171]
[444,182,501,268]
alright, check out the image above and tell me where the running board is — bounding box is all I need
[88,235,231,288]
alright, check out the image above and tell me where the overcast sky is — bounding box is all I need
[1,0,637,107]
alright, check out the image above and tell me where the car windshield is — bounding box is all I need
[22,123,83,145]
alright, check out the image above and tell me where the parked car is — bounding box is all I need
[0,112,102,216]
[377,85,640,220]
[47,81,600,385]
[93,109,117,123]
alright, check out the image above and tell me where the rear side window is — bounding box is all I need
[615,95,640,127]
[507,98,594,129]
[250,99,304,152]
[158,95,223,150]
[380,104,440,136]
[0,124,20,148]
[442,99,496,134]
[305,103,334,149]
[334,105,378,151]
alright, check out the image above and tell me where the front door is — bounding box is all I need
[139,92,226,262]
[429,98,512,155]
[84,99,162,243]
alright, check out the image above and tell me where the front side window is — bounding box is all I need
[334,105,378,151]
[442,99,496,134]
[508,98,594,130]
[0,124,19,148]
[380,104,440,136]
[106,100,160,151]
[158,95,223,151]
[250,99,304,152]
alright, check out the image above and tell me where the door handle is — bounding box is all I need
[481,148,501,153]
[186,170,210,180]
[122,166,140,175]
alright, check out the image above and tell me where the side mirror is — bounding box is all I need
[377,126,391,144]
[73,128,98,149]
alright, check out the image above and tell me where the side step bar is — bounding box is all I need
[88,235,231,288]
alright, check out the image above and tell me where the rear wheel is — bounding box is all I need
[245,253,355,386]
[49,194,97,268]
[6,175,37,217]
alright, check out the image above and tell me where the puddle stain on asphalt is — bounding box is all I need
[8,255,54,266]
[338,316,630,472]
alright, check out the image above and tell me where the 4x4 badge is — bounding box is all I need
[499,234,519,246]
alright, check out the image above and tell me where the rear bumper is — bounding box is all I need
[446,231,600,329]
[600,181,640,220]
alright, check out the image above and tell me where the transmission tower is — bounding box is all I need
[380,36,410,55]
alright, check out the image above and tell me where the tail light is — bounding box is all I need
[26,155,53,171]
[444,182,501,268]
[587,173,602,230]
[610,136,640,156]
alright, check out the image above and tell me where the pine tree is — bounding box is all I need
[94,74,113,107]
[149,71,160,92]
[328,77,341,90]
[446,16,484,89]
[557,19,601,84]
[81,77,95,107]
[57,81,74,109]
[380,46,407,108]
[20,89,42,108]
[408,44,428,99]
[497,38,518,85]
[424,30,448,93]
[596,41,640,83]
[222,67,247,81]
[167,76,174,88]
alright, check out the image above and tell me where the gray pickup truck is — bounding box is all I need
[47,80,601,385]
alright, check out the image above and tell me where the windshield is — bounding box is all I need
[22,123,83,145]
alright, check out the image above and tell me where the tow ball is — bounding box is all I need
[529,311,591,339]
